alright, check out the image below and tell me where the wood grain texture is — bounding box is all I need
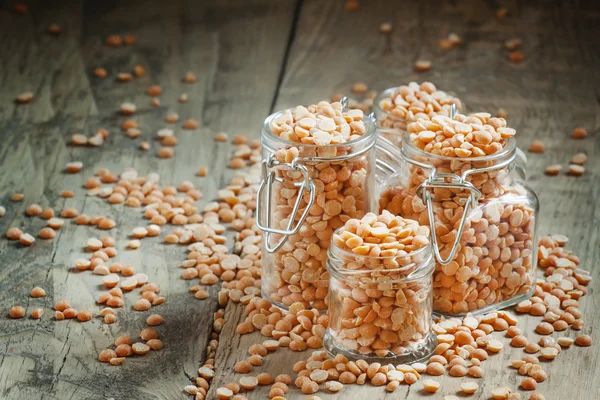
[0,0,598,400]
[210,1,600,399]
[0,0,295,399]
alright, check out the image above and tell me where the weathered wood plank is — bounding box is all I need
[209,1,600,399]
[0,0,296,399]
[0,0,97,123]
[0,0,598,399]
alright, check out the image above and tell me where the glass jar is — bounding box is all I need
[379,133,539,316]
[375,135,402,188]
[257,110,377,311]
[373,84,463,148]
[324,229,436,363]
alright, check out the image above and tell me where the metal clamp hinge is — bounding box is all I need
[256,155,315,253]
[417,175,481,265]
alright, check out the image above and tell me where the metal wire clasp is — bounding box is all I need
[416,174,481,265]
[256,154,316,253]
[407,146,517,266]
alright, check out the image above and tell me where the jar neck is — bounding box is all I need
[261,110,377,160]
[373,86,461,129]
[401,132,518,177]
[373,87,410,129]
[327,238,434,283]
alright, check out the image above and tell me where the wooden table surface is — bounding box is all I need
[0,1,598,399]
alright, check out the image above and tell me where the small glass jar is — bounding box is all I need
[257,110,377,311]
[373,84,463,148]
[379,133,539,316]
[324,230,436,363]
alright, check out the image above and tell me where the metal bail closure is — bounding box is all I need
[256,154,316,253]
[417,175,481,265]
[450,103,457,118]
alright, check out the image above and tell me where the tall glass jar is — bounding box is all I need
[373,83,463,148]
[379,132,539,316]
[257,110,377,311]
[324,229,436,363]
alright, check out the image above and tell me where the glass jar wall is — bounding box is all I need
[258,105,377,311]
[324,227,436,363]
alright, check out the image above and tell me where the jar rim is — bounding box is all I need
[372,87,406,123]
[261,108,377,154]
[372,85,462,126]
[402,131,517,163]
[327,226,434,283]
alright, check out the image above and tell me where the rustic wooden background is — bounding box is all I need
[0,0,598,399]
